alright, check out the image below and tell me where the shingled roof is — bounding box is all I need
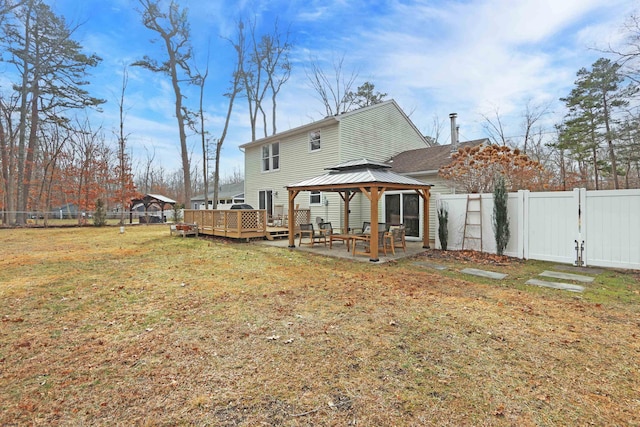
[387,139,489,174]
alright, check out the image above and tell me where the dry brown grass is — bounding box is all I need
[1,225,639,426]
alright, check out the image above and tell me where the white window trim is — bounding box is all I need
[309,190,322,206]
[261,142,280,173]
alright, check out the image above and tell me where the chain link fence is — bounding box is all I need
[0,210,179,227]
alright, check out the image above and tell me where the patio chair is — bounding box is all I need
[387,224,406,253]
[320,222,341,249]
[270,204,284,226]
[298,223,327,247]
[319,221,333,235]
[355,222,392,256]
[359,222,387,235]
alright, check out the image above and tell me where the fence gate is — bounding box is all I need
[523,189,583,265]
[583,189,640,269]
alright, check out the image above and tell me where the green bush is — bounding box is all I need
[172,203,184,223]
[93,199,107,227]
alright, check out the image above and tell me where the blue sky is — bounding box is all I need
[46,0,638,179]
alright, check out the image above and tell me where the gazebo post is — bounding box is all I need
[420,188,431,249]
[287,189,298,248]
[369,186,380,262]
[343,191,350,233]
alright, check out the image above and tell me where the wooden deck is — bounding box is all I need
[183,209,310,241]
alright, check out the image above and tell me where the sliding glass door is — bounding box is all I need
[385,193,420,238]
[258,190,273,217]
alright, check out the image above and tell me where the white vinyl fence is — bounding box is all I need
[434,189,640,270]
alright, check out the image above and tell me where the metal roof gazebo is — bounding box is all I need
[286,159,432,262]
[130,193,177,224]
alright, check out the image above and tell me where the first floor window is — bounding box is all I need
[309,191,321,205]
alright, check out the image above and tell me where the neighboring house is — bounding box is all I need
[52,203,79,219]
[239,100,431,239]
[191,181,245,210]
[387,138,489,240]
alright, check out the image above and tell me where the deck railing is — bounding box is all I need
[183,208,311,240]
[184,209,267,240]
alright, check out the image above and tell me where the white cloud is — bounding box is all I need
[16,0,636,179]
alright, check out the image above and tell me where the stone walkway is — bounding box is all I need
[461,268,508,280]
[525,278,586,293]
[525,269,599,293]
[414,257,601,294]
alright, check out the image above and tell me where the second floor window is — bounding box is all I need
[309,130,321,151]
[262,142,280,172]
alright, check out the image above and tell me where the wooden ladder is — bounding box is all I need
[462,194,482,251]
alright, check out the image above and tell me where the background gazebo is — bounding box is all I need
[130,194,177,224]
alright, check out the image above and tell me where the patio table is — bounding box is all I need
[329,233,360,251]
[351,234,371,257]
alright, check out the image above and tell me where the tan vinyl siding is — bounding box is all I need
[244,123,342,222]
[338,102,426,162]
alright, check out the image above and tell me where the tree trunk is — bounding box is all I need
[166,41,191,206]
[0,112,15,224]
[592,146,599,190]
[21,81,40,222]
[602,94,619,189]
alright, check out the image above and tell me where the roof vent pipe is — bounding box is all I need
[449,113,458,149]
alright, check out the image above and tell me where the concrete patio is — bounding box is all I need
[259,237,431,263]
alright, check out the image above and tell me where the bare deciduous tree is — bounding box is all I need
[211,21,244,209]
[230,18,292,141]
[116,66,136,224]
[305,54,359,116]
[481,106,509,146]
[134,0,194,206]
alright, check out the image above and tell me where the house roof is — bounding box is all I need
[387,139,489,175]
[287,158,432,191]
[238,99,429,150]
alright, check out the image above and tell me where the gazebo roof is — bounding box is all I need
[287,158,432,191]
[131,194,177,207]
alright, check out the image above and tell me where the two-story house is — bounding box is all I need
[239,100,431,239]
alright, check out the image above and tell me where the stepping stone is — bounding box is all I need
[553,265,604,275]
[461,268,507,280]
[540,271,594,283]
[413,261,448,271]
[526,278,585,293]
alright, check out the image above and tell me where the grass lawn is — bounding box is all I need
[1,225,639,426]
